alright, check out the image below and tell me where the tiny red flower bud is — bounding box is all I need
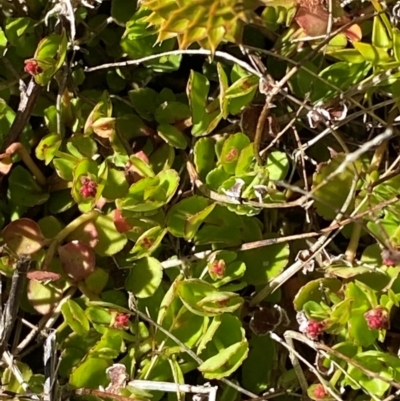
[24,59,43,76]
[364,307,389,330]
[113,209,133,233]
[381,249,400,267]
[142,237,153,249]
[208,259,226,279]
[114,313,130,329]
[313,384,328,399]
[79,176,97,198]
[305,319,325,340]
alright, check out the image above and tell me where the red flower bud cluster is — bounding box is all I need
[313,384,328,399]
[209,259,226,279]
[364,307,389,330]
[305,319,325,340]
[24,59,43,76]
[113,313,130,329]
[79,176,97,198]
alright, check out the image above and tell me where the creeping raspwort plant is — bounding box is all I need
[3,0,400,400]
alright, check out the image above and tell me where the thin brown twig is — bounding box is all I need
[286,331,400,391]
[0,256,31,357]
[1,79,41,152]
[186,160,308,209]
[127,299,259,399]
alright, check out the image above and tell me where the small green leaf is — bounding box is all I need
[102,167,129,200]
[194,138,216,181]
[188,71,209,130]
[372,16,391,48]
[199,341,249,379]
[94,214,128,256]
[238,240,290,285]
[293,278,342,311]
[353,42,391,64]
[85,307,112,325]
[129,154,155,178]
[157,123,188,149]
[166,196,214,238]
[313,154,361,220]
[265,151,289,180]
[35,132,62,165]
[185,203,216,240]
[69,357,111,389]
[393,28,400,62]
[129,227,167,259]
[125,256,163,298]
[8,166,49,207]
[155,101,190,125]
[220,133,251,174]
[61,299,90,336]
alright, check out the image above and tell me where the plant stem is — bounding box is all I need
[345,223,362,263]
[368,139,387,173]
[43,210,100,269]
[6,143,47,186]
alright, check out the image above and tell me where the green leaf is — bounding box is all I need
[35,132,62,165]
[353,42,391,64]
[293,278,341,311]
[206,165,232,191]
[197,291,243,314]
[166,196,214,239]
[194,138,216,181]
[129,227,167,259]
[311,62,370,103]
[187,71,220,137]
[67,134,98,159]
[312,154,361,220]
[8,166,49,207]
[162,306,208,350]
[89,329,124,358]
[5,17,33,45]
[155,101,190,125]
[238,240,290,285]
[69,357,111,389]
[220,133,251,174]
[393,28,400,63]
[53,157,76,181]
[111,0,137,25]
[177,279,217,316]
[128,88,158,121]
[242,336,275,392]
[2,361,32,393]
[199,341,248,379]
[102,167,129,200]
[266,151,289,180]
[125,256,163,298]
[157,123,188,149]
[94,214,128,256]
[372,16,391,48]
[61,299,90,336]
[150,143,175,174]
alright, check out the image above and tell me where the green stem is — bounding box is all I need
[43,210,100,269]
[345,223,362,263]
[368,140,387,173]
[7,143,47,186]
[329,368,342,388]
